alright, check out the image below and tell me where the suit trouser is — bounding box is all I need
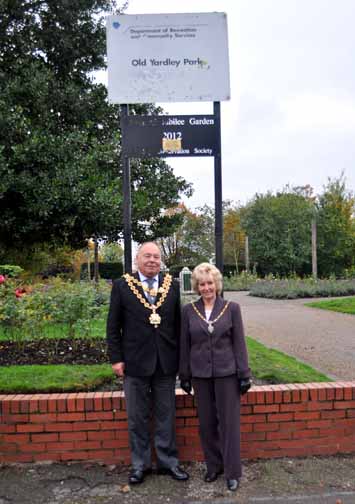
[192,375,242,479]
[123,373,179,471]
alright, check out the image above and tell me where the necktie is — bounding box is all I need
[145,278,156,304]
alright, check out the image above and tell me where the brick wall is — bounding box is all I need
[1,382,355,464]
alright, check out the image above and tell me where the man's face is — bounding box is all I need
[136,243,161,278]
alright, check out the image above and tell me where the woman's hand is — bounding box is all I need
[180,379,192,395]
[239,378,252,395]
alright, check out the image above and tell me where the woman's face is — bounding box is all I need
[197,273,217,304]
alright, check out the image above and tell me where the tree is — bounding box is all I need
[242,187,314,276]
[159,204,215,267]
[0,0,191,259]
[316,174,355,277]
[223,201,246,273]
[100,241,123,263]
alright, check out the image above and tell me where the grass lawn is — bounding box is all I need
[305,296,355,315]
[0,336,331,393]
[0,364,114,393]
[247,337,331,384]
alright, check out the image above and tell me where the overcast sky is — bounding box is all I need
[114,0,355,209]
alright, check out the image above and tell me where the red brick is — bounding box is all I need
[279,421,307,432]
[61,451,89,461]
[334,401,355,410]
[294,411,320,421]
[0,454,34,463]
[307,419,333,429]
[176,408,196,418]
[268,413,293,422]
[74,440,101,450]
[94,395,103,411]
[267,431,292,441]
[242,432,266,441]
[67,396,77,412]
[100,420,128,431]
[265,390,274,404]
[3,433,30,443]
[242,414,266,424]
[30,413,57,423]
[185,418,199,426]
[113,411,127,420]
[45,422,73,432]
[33,452,61,462]
[307,401,333,411]
[321,410,345,419]
[32,433,59,443]
[17,423,44,433]
[86,411,113,421]
[87,431,114,441]
[240,424,253,432]
[103,397,112,411]
[293,429,319,439]
[280,403,306,413]
[56,412,85,422]
[102,439,128,449]
[72,421,101,431]
[46,442,75,451]
[60,432,87,442]
[253,405,279,414]
[254,422,279,432]
[87,449,116,460]
[0,425,16,433]
[21,443,46,453]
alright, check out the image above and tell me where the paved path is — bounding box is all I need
[225,291,355,380]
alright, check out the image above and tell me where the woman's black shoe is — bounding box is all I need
[204,469,223,483]
[226,479,239,491]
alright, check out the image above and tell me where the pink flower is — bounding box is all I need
[15,288,26,298]
[0,275,5,284]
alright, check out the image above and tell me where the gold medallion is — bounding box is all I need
[149,312,161,327]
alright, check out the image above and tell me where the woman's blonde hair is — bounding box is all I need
[191,262,223,295]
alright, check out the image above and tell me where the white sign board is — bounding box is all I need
[106,12,230,103]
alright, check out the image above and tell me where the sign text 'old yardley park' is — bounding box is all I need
[121,114,218,158]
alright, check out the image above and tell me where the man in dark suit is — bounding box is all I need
[106,242,189,485]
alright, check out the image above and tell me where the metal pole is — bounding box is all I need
[121,104,132,274]
[213,102,223,276]
[312,217,317,280]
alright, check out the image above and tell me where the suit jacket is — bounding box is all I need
[179,296,251,380]
[106,272,181,377]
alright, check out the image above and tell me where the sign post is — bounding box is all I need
[107,12,230,275]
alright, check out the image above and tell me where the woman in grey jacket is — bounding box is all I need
[179,263,251,492]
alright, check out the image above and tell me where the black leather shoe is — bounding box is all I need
[226,479,239,491]
[204,469,223,483]
[128,468,151,485]
[157,466,189,481]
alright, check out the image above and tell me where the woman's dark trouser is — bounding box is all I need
[192,375,242,480]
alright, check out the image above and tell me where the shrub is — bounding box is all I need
[249,276,355,299]
[223,271,258,291]
[0,265,24,277]
[0,278,112,345]
[80,262,123,280]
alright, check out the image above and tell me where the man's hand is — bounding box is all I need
[112,362,125,377]
[239,378,252,395]
[180,379,192,395]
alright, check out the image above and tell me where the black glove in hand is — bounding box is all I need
[180,379,192,395]
[239,378,252,395]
